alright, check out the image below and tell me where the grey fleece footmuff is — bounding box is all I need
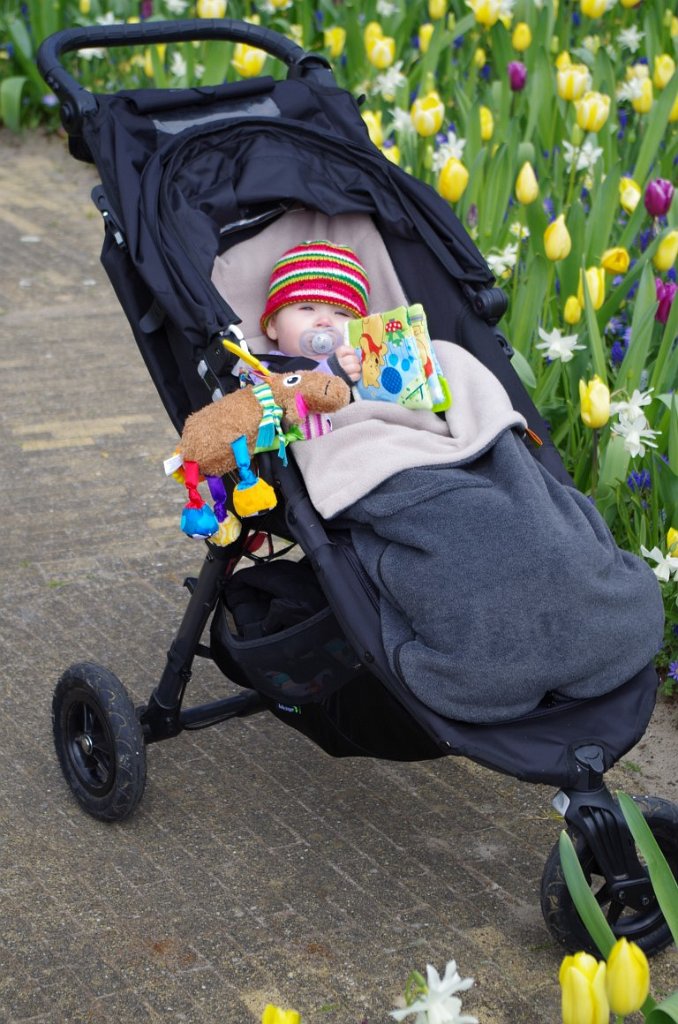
[344,430,664,723]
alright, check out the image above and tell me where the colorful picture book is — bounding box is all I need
[345,303,451,411]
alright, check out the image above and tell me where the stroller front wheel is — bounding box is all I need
[52,662,146,822]
[540,795,678,956]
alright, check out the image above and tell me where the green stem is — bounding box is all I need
[591,428,599,499]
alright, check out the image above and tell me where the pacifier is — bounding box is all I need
[298,326,343,357]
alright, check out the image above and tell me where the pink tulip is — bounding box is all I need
[645,178,675,218]
[656,278,677,323]
[508,61,527,91]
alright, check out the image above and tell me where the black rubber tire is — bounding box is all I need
[52,662,147,822]
[541,795,678,956]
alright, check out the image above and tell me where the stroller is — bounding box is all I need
[38,18,678,957]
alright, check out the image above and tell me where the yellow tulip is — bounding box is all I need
[670,92,678,123]
[667,527,678,553]
[579,376,611,429]
[544,215,572,261]
[467,0,501,28]
[556,50,572,70]
[580,0,606,16]
[474,47,487,68]
[556,63,591,101]
[575,90,610,132]
[601,247,630,274]
[653,54,676,90]
[196,0,226,16]
[512,22,532,50]
[578,266,606,310]
[515,161,539,204]
[479,105,494,140]
[653,230,678,272]
[438,157,469,202]
[381,144,400,165]
[620,0,641,6]
[79,0,90,13]
[631,78,653,114]
[560,952,610,1024]
[410,91,445,137]
[362,110,384,148]
[619,176,642,213]
[231,42,266,77]
[627,62,649,81]
[428,0,447,19]
[364,21,383,49]
[606,939,650,1016]
[367,35,396,69]
[419,23,434,53]
[261,1005,301,1024]
[564,296,582,324]
[323,27,346,59]
[143,44,166,78]
[672,14,678,36]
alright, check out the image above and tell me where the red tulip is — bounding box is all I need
[645,178,675,217]
[656,278,677,323]
[508,61,527,91]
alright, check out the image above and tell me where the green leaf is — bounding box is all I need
[617,792,678,946]
[581,271,608,384]
[0,76,28,132]
[510,347,536,389]
[558,831,616,958]
[615,262,658,394]
[645,992,678,1024]
[634,71,678,184]
[668,396,678,476]
[597,433,630,496]
[650,288,678,392]
[478,142,515,246]
[508,253,549,354]
[584,163,621,265]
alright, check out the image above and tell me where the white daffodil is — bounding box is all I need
[485,243,518,277]
[611,415,661,457]
[640,545,678,583]
[373,62,407,101]
[509,220,530,240]
[79,47,105,60]
[95,11,122,23]
[432,131,467,172]
[610,387,653,422]
[563,138,603,174]
[390,961,478,1024]
[618,26,644,53]
[165,0,189,12]
[617,78,646,102]
[170,52,187,77]
[390,104,416,134]
[536,326,586,362]
[376,0,400,14]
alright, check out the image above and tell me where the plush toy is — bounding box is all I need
[176,369,350,533]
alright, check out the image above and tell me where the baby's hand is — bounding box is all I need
[335,344,362,382]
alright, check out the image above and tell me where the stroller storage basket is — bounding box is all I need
[211,598,363,704]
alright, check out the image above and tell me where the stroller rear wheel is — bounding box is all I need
[52,662,146,822]
[540,795,678,956]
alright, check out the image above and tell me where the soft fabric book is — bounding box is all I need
[346,303,451,411]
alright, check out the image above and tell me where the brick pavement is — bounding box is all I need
[0,129,676,1024]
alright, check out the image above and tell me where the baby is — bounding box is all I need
[259,240,368,383]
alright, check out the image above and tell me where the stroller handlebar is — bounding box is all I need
[37,19,331,134]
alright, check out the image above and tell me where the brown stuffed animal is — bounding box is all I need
[179,370,350,476]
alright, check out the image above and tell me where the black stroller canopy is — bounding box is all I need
[76,72,494,355]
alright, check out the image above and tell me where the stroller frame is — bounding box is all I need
[39,18,678,957]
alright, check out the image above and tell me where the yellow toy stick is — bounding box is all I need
[221,339,271,377]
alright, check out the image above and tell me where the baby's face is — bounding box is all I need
[266,302,354,359]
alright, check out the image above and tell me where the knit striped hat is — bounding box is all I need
[260,240,370,332]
